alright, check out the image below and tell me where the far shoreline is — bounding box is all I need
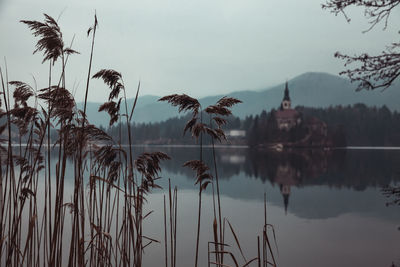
[7,143,400,150]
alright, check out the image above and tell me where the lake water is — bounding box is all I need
[126,146,400,267]
[12,146,400,266]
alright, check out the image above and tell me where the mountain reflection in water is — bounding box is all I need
[139,146,400,267]
[36,146,400,266]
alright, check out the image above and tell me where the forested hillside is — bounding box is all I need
[103,104,400,147]
[245,104,400,147]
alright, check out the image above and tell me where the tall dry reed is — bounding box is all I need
[0,13,277,267]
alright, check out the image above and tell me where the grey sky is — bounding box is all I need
[0,0,399,103]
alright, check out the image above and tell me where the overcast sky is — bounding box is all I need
[0,0,399,102]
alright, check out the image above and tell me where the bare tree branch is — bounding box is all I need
[323,0,400,90]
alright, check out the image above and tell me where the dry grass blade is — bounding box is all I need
[213,218,220,265]
[215,251,239,267]
[242,257,258,267]
[208,242,231,247]
[164,195,168,267]
[129,80,140,122]
[90,175,125,193]
[143,241,155,250]
[63,47,79,55]
[209,262,233,267]
[226,219,247,263]
[142,235,160,243]
[21,213,37,263]
[143,210,154,220]
[87,13,98,36]
[266,224,279,256]
[263,230,277,267]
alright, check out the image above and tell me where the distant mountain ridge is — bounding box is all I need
[80,72,400,127]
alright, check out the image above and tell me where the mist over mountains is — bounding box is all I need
[81,72,400,127]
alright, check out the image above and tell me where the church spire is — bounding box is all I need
[281,81,291,110]
[283,81,290,101]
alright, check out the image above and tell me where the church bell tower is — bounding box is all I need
[281,81,291,110]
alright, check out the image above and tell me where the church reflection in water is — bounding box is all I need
[210,147,399,215]
[102,145,400,216]
[276,163,298,214]
[248,149,331,214]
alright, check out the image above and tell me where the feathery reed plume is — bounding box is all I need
[1,12,275,267]
[183,160,212,189]
[159,94,201,138]
[16,19,76,263]
[135,152,170,182]
[159,94,200,116]
[94,66,175,267]
[93,69,124,101]
[161,93,242,267]
[1,13,183,267]
[9,81,35,107]
[98,100,122,126]
[38,86,76,123]
[204,96,242,266]
[134,151,170,265]
[160,93,205,267]
[21,14,64,64]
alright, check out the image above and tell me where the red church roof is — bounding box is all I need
[275,109,299,119]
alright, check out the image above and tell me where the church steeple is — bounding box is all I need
[281,81,291,110]
[283,81,290,101]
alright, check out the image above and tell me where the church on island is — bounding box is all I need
[275,82,302,131]
[263,81,338,148]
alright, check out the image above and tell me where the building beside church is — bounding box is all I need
[275,82,301,130]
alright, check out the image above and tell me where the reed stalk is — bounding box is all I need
[0,13,268,267]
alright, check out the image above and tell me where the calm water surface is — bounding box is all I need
[51,146,400,266]
[131,147,400,267]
